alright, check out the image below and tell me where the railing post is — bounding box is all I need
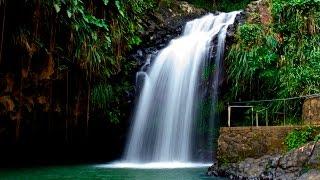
[251,107,254,127]
[228,105,231,127]
[256,112,259,127]
[266,110,268,126]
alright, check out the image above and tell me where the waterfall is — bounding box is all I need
[124,12,239,164]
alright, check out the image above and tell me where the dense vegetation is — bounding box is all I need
[52,0,154,123]
[285,126,320,151]
[0,0,155,141]
[186,0,251,11]
[226,0,320,125]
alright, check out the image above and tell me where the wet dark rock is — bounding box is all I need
[225,12,244,47]
[207,162,220,176]
[129,1,210,71]
[130,1,245,73]
[128,1,245,113]
[208,141,320,179]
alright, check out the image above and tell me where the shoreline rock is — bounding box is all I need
[208,141,320,179]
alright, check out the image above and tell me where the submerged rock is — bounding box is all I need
[208,141,320,179]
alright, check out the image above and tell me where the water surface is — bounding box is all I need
[0,164,225,180]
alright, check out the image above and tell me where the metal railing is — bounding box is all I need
[227,93,320,127]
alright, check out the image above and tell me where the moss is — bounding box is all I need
[218,154,246,164]
[218,155,231,165]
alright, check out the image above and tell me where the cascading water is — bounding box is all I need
[122,12,239,166]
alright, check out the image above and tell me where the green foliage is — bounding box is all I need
[102,0,109,6]
[238,24,263,46]
[91,81,133,124]
[51,0,154,77]
[226,0,320,122]
[49,0,154,123]
[215,0,252,12]
[91,84,114,110]
[285,117,303,125]
[272,0,320,18]
[186,0,250,11]
[197,99,212,133]
[202,64,215,81]
[185,0,213,9]
[227,23,278,99]
[158,0,173,7]
[285,126,319,151]
[314,133,320,142]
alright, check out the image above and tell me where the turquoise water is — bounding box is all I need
[0,164,225,180]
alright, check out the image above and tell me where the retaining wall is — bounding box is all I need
[217,126,302,163]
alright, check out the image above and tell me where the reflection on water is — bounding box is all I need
[0,164,225,180]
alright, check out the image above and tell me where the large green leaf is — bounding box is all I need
[102,0,109,6]
[115,0,125,17]
[54,0,61,13]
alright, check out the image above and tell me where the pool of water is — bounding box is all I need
[0,164,225,180]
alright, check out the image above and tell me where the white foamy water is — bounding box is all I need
[96,162,212,169]
[123,12,240,164]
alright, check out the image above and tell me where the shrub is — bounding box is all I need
[285,126,319,151]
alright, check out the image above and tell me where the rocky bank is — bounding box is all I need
[208,141,320,179]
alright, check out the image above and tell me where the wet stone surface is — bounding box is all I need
[208,141,320,180]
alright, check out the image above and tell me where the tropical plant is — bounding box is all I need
[226,0,320,123]
[186,0,251,11]
[285,126,319,151]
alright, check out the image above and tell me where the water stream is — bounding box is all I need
[121,12,239,167]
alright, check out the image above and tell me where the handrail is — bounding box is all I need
[231,93,320,104]
[227,93,320,127]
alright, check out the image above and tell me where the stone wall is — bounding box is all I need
[303,97,320,125]
[217,126,302,163]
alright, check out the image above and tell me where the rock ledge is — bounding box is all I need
[208,141,320,179]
